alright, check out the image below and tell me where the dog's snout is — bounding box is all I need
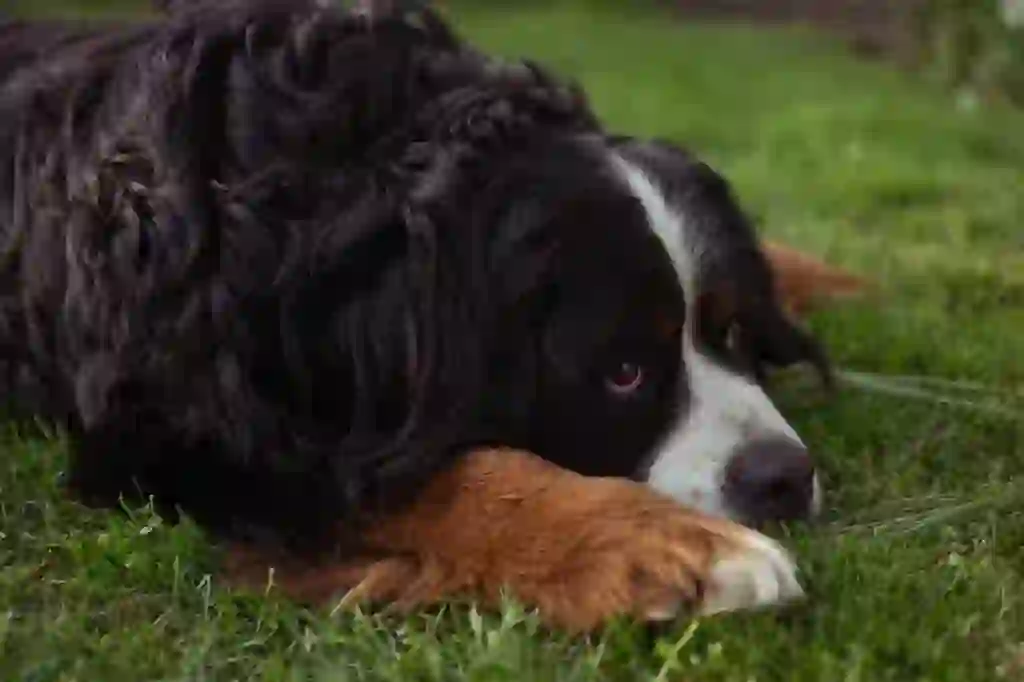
[723,438,816,524]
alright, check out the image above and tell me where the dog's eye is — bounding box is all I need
[605,362,645,396]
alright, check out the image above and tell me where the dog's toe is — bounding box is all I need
[699,527,805,615]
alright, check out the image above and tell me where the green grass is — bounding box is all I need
[4,2,1024,680]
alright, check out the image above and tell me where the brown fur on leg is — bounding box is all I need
[762,241,868,316]
[222,448,802,632]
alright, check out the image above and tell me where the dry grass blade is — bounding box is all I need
[831,480,1024,537]
[835,370,1024,419]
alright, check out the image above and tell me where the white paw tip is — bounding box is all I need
[700,530,805,615]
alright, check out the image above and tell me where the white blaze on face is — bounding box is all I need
[609,153,820,520]
[649,335,808,517]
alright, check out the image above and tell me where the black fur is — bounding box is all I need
[0,0,825,553]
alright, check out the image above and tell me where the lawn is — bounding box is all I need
[2,1,1023,680]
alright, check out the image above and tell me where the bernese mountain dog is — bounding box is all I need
[0,0,853,630]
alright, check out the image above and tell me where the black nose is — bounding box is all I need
[723,438,816,524]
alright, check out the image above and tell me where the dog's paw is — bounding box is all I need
[219,449,807,633]
[478,474,807,631]
[699,526,804,615]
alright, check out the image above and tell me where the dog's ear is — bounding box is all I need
[721,242,865,388]
[761,241,867,317]
[694,274,834,387]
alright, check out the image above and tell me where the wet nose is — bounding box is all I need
[723,438,816,524]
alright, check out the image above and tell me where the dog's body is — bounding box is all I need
[1,0,848,629]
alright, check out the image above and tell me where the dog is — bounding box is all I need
[0,0,861,631]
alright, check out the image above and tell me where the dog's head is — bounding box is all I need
[432,133,830,526]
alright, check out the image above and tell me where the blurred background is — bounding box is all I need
[9,0,1024,107]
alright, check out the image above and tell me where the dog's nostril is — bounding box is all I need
[723,438,816,524]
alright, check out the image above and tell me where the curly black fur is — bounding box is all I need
[1,0,828,552]
[0,0,605,546]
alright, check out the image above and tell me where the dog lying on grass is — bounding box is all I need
[0,0,863,630]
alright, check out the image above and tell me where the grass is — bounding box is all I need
[3,1,1024,680]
